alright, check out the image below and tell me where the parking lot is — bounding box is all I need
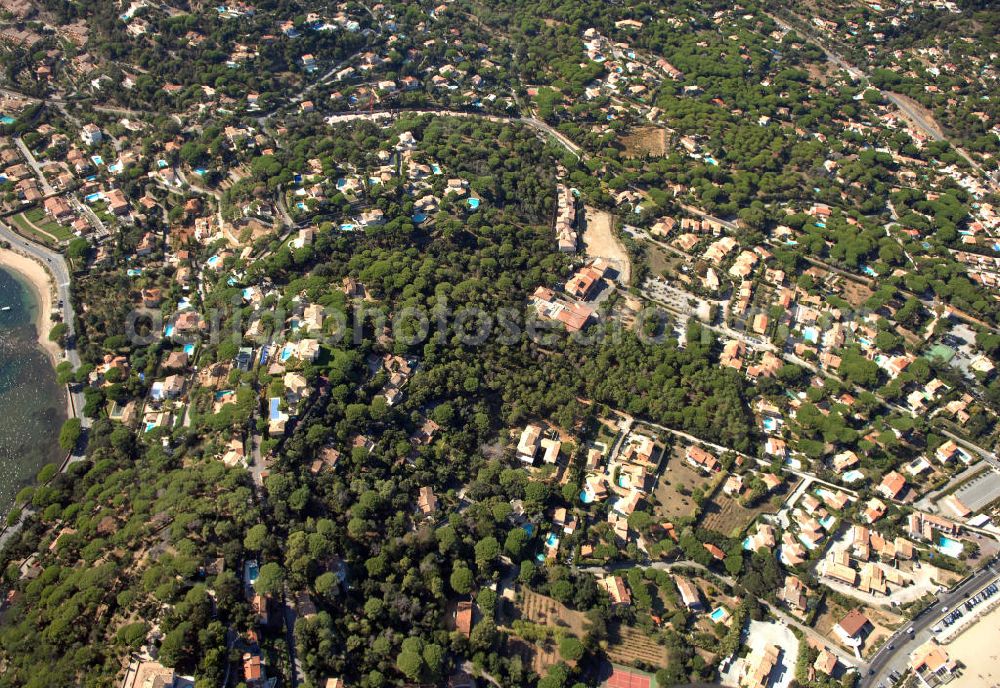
[933,579,998,640]
[951,470,1000,512]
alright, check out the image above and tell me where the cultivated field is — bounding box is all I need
[699,477,799,537]
[583,206,631,284]
[517,588,588,636]
[606,624,668,667]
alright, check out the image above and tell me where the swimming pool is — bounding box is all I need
[803,327,819,344]
[164,324,175,337]
[0,115,14,125]
[336,178,348,189]
[183,343,195,355]
[431,164,441,174]
[194,168,207,176]
[842,469,865,483]
[214,389,234,401]
[579,490,593,504]
[91,155,104,166]
[762,417,780,432]
[85,192,104,203]
[936,535,963,558]
[268,397,282,421]
[742,537,752,551]
[412,213,427,223]
[127,268,142,277]
[522,523,535,537]
[340,223,356,231]
[206,255,221,268]
[545,532,559,548]
[246,560,260,584]
[709,607,728,623]
[618,475,630,488]
[144,421,158,433]
[280,344,294,362]
[820,515,837,530]
[296,201,307,211]
[704,156,718,166]
[862,265,878,277]
[467,197,480,209]
[157,159,168,168]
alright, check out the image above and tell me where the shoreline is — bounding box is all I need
[0,247,64,367]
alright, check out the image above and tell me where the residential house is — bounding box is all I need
[517,424,542,464]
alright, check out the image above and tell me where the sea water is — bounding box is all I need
[0,267,67,511]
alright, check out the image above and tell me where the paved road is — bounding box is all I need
[863,560,1000,688]
[14,136,55,195]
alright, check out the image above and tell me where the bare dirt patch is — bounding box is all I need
[583,206,631,284]
[840,279,874,308]
[651,446,717,521]
[620,126,670,158]
[888,92,945,140]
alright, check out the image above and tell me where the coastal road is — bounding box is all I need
[862,560,1000,688]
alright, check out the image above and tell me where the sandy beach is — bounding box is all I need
[0,247,63,365]
[943,603,1000,688]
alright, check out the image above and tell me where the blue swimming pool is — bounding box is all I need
[0,115,15,125]
[762,417,779,432]
[127,268,142,277]
[704,156,718,166]
[842,469,864,483]
[85,192,104,203]
[157,159,168,168]
[214,389,234,401]
[545,532,559,548]
[144,421,158,433]
[467,197,480,209]
[412,213,427,223]
[164,324,174,337]
[194,168,207,176]
[91,155,104,166]
[580,490,593,504]
[207,255,221,268]
[280,344,294,362]
[522,523,535,537]
[183,343,195,355]
[336,178,347,189]
[268,397,282,421]
[247,561,260,584]
[937,535,963,558]
[340,223,356,231]
[431,164,441,174]
[709,607,727,622]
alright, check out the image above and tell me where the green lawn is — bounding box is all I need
[23,207,75,241]
[9,212,59,246]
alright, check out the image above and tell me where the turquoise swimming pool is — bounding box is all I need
[842,469,864,483]
[709,607,727,622]
[580,490,593,504]
[937,535,963,558]
[545,532,559,548]
[467,197,480,209]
